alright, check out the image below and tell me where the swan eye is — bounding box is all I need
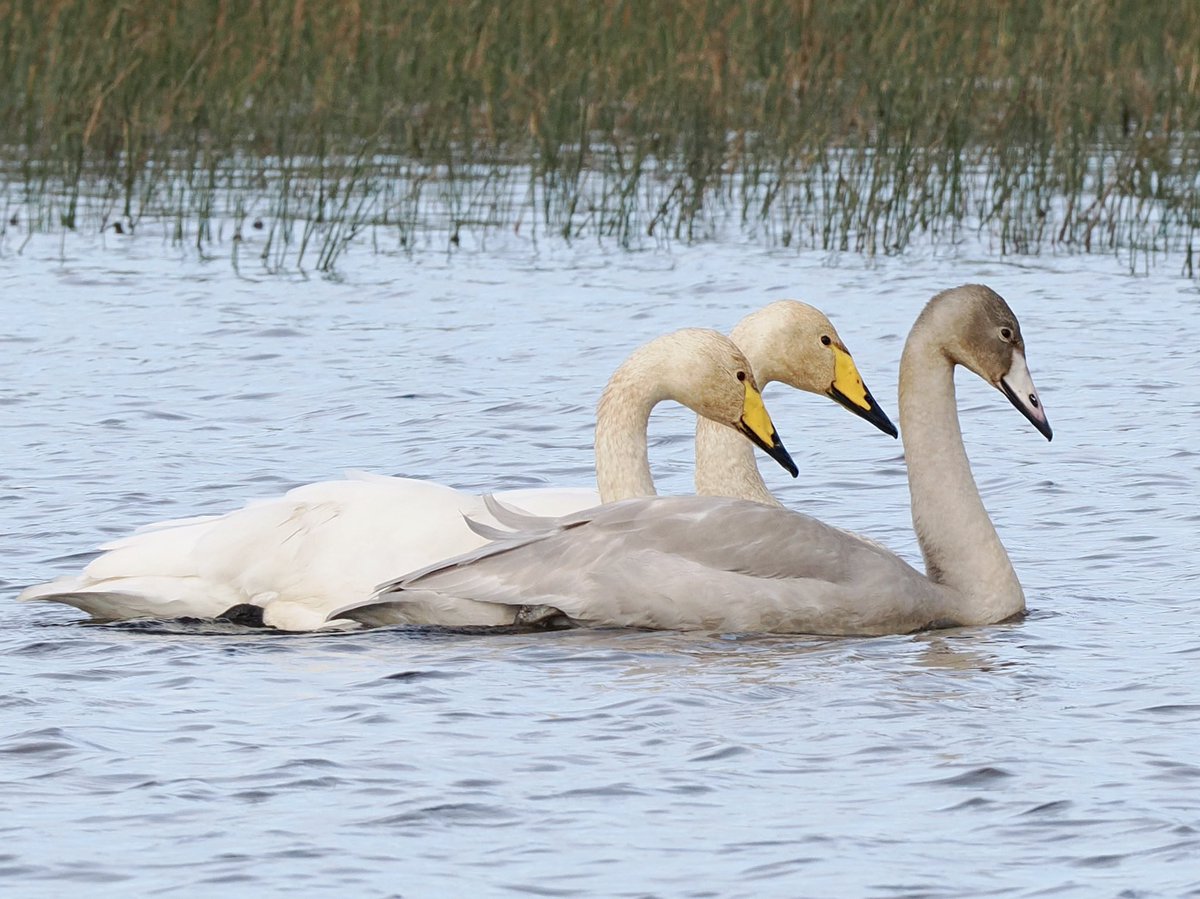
[736,370,747,382]
[820,335,832,346]
[1000,327,1013,341]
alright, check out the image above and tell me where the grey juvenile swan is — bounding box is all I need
[335,285,1052,635]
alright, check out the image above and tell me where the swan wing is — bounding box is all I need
[19,474,600,629]
[18,475,483,624]
[335,496,942,635]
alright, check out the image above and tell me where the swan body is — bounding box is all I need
[19,474,600,631]
[340,302,899,629]
[19,328,796,631]
[339,285,1052,636]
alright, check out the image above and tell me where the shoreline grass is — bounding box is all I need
[2,0,1199,272]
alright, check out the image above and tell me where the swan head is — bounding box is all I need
[731,301,897,437]
[643,328,800,477]
[930,284,1053,441]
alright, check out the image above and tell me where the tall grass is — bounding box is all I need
[2,0,1199,272]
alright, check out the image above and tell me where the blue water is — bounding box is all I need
[3,231,1199,896]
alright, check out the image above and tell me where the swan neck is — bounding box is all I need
[694,320,782,506]
[694,418,783,506]
[899,328,1025,623]
[594,357,661,503]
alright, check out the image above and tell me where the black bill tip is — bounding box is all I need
[829,385,899,438]
[739,423,800,477]
[1000,378,1053,441]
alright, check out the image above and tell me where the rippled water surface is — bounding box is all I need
[4,232,1200,897]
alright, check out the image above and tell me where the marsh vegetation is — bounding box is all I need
[2,0,1199,271]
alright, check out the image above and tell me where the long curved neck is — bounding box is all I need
[899,328,1024,623]
[694,420,781,506]
[594,353,664,503]
[693,327,784,507]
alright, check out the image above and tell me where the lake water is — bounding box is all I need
[3,227,1199,897]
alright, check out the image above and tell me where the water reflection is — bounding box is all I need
[907,632,1007,673]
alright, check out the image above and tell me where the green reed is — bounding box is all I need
[1,0,1198,272]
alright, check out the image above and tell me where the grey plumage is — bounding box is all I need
[332,284,1052,637]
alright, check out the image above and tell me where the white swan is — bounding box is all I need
[339,284,1052,636]
[18,302,896,632]
[18,328,797,631]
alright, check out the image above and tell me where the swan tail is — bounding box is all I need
[19,585,180,622]
[18,575,236,621]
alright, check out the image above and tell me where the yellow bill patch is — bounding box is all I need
[832,346,871,410]
[740,381,779,447]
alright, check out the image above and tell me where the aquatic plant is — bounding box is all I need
[1,0,1198,272]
